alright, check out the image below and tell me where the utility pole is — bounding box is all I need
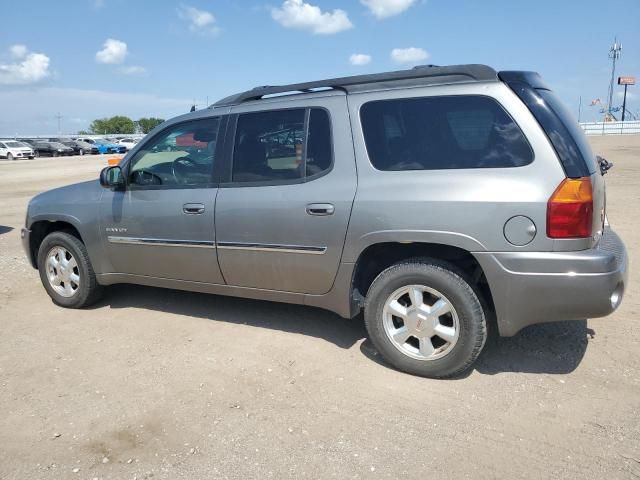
[55,112,63,135]
[607,38,622,118]
[578,95,582,123]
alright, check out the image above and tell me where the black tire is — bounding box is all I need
[7,153,14,161]
[79,149,84,156]
[364,258,487,378]
[52,151,59,157]
[34,151,40,158]
[37,231,103,308]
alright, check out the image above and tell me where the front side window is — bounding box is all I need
[360,96,533,171]
[128,117,220,188]
[231,108,332,183]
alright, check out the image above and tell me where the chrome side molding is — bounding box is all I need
[107,236,215,249]
[107,237,327,254]
[217,242,327,255]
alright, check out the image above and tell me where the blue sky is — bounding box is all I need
[1,0,638,135]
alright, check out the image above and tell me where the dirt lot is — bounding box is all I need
[0,138,639,480]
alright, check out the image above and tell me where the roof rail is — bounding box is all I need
[213,64,497,107]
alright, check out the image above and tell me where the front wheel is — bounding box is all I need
[79,149,84,156]
[364,259,487,378]
[34,151,40,158]
[37,231,103,308]
[7,153,14,161]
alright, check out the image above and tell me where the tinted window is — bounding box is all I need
[537,90,597,175]
[232,108,332,183]
[128,118,220,188]
[360,96,533,171]
[306,109,332,177]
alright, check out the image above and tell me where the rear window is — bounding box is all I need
[360,95,533,171]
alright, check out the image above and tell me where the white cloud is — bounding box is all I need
[120,65,147,76]
[271,0,353,35]
[390,47,429,64]
[10,44,28,59]
[361,0,416,18]
[350,53,372,66]
[0,87,192,135]
[178,5,219,34]
[0,45,51,85]
[95,39,128,64]
[616,90,636,99]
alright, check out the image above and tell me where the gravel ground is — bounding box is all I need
[0,138,638,480]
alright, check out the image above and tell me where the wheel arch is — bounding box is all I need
[350,241,495,319]
[28,218,84,269]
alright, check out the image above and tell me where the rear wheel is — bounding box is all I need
[7,153,14,161]
[364,259,487,378]
[37,231,103,308]
[52,151,59,157]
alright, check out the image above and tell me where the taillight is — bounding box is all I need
[547,177,593,238]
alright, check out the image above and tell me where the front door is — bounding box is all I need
[215,98,357,294]
[99,116,225,284]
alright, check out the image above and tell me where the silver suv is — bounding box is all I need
[21,65,628,378]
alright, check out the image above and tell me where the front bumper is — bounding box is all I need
[475,227,628,336]
[21,227,36,268]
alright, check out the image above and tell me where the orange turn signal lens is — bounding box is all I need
[547,177,593,238]
[107,157,121,166]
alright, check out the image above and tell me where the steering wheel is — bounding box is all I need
[171,156,199,183]
[131,169,163,186]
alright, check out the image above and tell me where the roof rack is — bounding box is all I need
[213,64,497,107]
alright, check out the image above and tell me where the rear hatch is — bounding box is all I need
[499,71,605,247]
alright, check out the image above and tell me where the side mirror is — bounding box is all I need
[99,166,125,190]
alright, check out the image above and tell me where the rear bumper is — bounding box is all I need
[475,228,628,336]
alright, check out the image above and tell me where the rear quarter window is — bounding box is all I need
[360,95,533,171]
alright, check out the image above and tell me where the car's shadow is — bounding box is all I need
[96,284,591,376]
[0,225,14,235]
[95,284,366,350]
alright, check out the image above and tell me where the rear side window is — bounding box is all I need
[501,79,595,178]
[232,108,332,184]
[537,89,597,176]
[360,96,533,171]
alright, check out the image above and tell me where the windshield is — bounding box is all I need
[5,141,23,148]
[93,138,108,145]
[51,142,67,148]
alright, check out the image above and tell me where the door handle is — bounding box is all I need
[306,203,335,216]
[183,203,205,214]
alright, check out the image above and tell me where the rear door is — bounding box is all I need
[215,95,357,294]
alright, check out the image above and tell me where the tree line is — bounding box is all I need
[80,116,165,135]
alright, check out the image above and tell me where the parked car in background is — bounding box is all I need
[0,140,35,160]
[30,141,74,157]
[117,138,138,151]
[75,137,126,154]
[50,139,99,155]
